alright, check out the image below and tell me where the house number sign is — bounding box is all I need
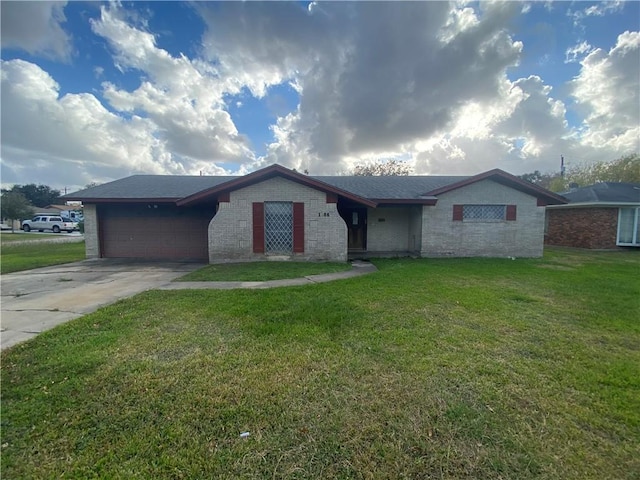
[318,212,331,217]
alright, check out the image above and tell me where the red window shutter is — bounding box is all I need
[506,205,517,221]
[252,202,265,253]
[293,202,304,253]
[452,204,463,221]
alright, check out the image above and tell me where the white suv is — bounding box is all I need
[21,215,78,233]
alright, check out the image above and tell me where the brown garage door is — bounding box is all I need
[100,216,210,260]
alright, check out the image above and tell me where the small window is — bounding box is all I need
[463,205,506,222]
[617,207,640,246]
[453,204,516,222]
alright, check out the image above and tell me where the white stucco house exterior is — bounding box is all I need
[64,164,566,262]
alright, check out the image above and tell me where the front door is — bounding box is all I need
[342,207,367,250]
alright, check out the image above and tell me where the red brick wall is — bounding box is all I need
[545,207,619,249]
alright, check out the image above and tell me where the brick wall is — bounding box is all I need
[545,207,618,249]
[421,179,545,258]
[208,177,347,262]
[83,204,99,258]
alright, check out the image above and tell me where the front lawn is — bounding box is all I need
[176,261,352,282]
[2,248,639,478]
[0,233,61,243]
[0,240,86,274]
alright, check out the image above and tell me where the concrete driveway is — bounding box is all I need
[1,259,203,351]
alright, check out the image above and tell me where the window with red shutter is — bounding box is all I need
[506,205,517,221]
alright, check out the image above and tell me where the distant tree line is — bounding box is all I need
[518,153,640,192]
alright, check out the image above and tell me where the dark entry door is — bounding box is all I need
[342,207,367,250]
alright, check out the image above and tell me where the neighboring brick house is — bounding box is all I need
[545,182,640,249]
[64,164,566,262]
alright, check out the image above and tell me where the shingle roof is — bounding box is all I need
[65,173,468,201]
[65,175,238,200]
[63,165,565,205]
[311,175,468,199]
[561,182,640,204]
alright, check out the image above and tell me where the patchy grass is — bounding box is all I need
[176,261,351,282]
[0,241,85,274]
[1,248,639,479]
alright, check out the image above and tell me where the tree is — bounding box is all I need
[352,159,413,176]
[1,184,62,207]
[1,192,34,232]
[517,170,558,189]
[518,153,640,192]
[566,153,640,186]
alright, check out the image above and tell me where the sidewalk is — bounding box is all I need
[159,260,377,290]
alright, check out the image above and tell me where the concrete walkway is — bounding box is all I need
[159,260,377,290]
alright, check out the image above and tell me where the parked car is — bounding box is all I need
[21,215,78,233]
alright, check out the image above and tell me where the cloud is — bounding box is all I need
[565,41,593,63]
[0,1,72,62]
[570,31,640,152]
[0,59,183,191]
[1,1,637,191]
[90,4,254,165]
[198,2,526,173]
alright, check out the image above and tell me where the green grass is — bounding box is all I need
[177,261,352,282]
[0,233,61,243]
[2,248,639,479]
[0,241,86,274]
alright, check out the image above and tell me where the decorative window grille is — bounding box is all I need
[265,202,293,253]
[463,205,506,221]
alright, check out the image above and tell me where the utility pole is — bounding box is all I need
[560,155,565,178]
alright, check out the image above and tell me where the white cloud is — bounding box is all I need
[565,41,593,63]
[583,1,624,18]
[0,59,180,191]
[1,1,637,190]
[91,4,254,164]
[570,31,640,152]
[0,1,72,62]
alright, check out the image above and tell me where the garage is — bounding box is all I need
[98,204,212,260]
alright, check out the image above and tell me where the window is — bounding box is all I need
[264,202,293,253]
[463,205,506,221]
[453,204,516,222]
[617,207,640,246]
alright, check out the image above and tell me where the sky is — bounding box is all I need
[1,1,639,194]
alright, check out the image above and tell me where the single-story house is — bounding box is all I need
[63,164,566,262]
[545,182,640,249]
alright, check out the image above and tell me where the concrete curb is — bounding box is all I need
[158,260,378,290]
